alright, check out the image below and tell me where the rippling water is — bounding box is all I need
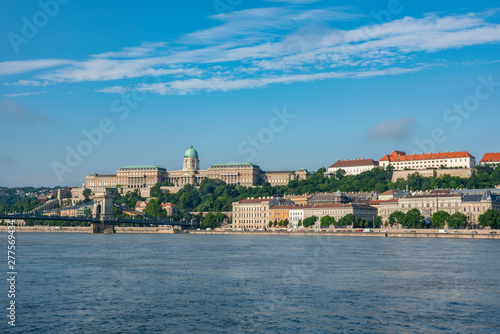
[1,233,500,333]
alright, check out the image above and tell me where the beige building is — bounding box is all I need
[459,190,500,227]
[85,146,312,192]
[398,194,463,219]
[231,197,294,229]
[369,199,400,223]
[85,174,118,192]
[232,197,273,230]
[302,203,378,228]
[370,190,500,228]
[379,150,476,170]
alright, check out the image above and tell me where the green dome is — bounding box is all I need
[184,145,198,159]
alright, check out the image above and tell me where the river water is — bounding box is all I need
[1,233,499,333]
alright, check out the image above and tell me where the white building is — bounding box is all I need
[379,151,476,170]
[326,158,379,176]
[289,208,304,228]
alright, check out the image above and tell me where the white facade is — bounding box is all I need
[289,208,304,228]
[379,151,476,171]
[326,159,378,176]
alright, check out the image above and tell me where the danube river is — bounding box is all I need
[2,233,500,333]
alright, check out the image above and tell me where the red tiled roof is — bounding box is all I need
[379,190,396,195]
[481,153,500,163]
[402,194,462,199]
[239,198,273,204]
[368,199,399,204]
[430,189,451,195]
[161,203,177,207]
[269,205,297,210]
[301,203,374,209]
[380,151,474,162]
[329,158,378,169]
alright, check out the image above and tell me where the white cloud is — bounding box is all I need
[0,59,73,76]
[132,66,420,95]
[1,9,499,95]
[92,42,168,59]
[5,80,50,87]
[95,86,129,94]
[4,91,46,97]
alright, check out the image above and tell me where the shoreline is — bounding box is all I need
[1,226,499,239]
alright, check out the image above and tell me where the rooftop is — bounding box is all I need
[239,197,273,204]
[329,158,378,169]
[380,151,474,162]
[119,165,166,170]
[210,162,260,168]
[481,152,500,163]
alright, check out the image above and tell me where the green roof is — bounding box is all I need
[184,146,199,159]
[119,165,165,170]
[210,162,260,168]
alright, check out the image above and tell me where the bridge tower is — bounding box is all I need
[90,191,115,234]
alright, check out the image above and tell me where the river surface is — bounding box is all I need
[1,233,500,333]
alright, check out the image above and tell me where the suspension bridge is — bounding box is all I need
[0,192,190,233]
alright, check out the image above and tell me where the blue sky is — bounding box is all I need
[1,0,500,187]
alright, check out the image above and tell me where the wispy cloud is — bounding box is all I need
[1,9,499,96]
[134,66,423,95]
[4,91,47,97]
[0,99,52,124]
[95,86,129,94]
[5,80,50,87]
[368,117,418,141]
[0,59,73,76]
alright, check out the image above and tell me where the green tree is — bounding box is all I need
[303,216,317,228]
[401,209,424,228]
[388,211,405,228]
[336,169,347,180]
[201,213,217,229]
[447,212,468,229]
[479,209,500,229]
[150,183,162,198]
[144,199,166,218]
[82,188,92,198]
[338,213,355,227]
[373,216,383,228]
[432,211,450,229]
[83,207,92,218]
[320,215,335,227]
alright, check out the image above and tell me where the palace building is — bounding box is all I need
[379,150,476,170]
[84,145,313,192]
